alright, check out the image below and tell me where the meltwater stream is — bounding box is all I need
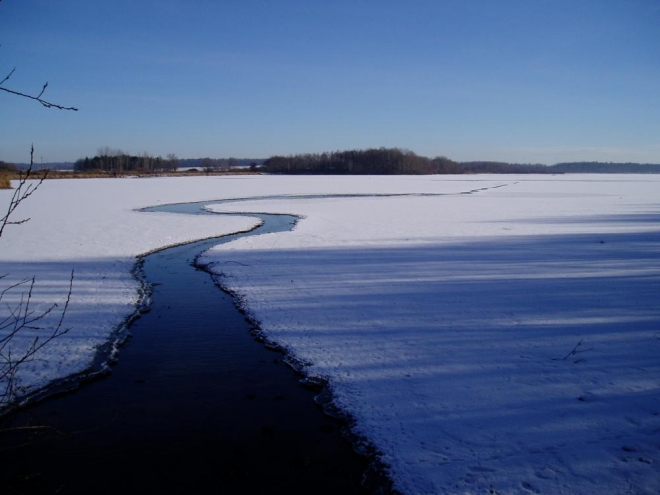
[0,201,375,494]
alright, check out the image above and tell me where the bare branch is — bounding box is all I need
[0,17,78,410]
[0,67,15,87]
[0,270,74,406]
[561,339,584,360]
[36,81,48,99]
[0,145,48,238]
[0,147,73,408]
[0,84,78,111]
[552,339,594,362]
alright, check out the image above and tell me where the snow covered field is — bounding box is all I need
[1,174,659,494]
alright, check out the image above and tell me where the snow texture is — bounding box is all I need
[2,174,659,494]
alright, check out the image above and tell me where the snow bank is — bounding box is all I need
[0,177,260,402]
[201,175,660,494]
[0,174,471,403]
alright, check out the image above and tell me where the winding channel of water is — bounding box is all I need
[0,199,387,494]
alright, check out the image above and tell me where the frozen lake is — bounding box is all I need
[1,174,659,494]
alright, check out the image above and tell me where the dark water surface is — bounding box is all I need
[0,206,374,494]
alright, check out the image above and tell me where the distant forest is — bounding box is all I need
[262,148,660,175]
[5,148,660,175]
[73,150,262,173]
[75,153,178,173]
[263,149,460,175]
[549,162,660,173]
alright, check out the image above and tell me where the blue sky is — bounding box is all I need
[1,0,659,164]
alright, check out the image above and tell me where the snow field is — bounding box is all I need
[201,175,660,494]
[1,174,658,494]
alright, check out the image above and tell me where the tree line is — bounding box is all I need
[262,149,551,175]
[73,149,263,174]
[262,148,461,175]
[550,162,660,173]
[74,148,179,173]
[262,149,660,175]
[8,149,660,176]
[459,161,550,174]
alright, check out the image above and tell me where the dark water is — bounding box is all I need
[0,207,377,494]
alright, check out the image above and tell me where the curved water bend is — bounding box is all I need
[0,200,377,494]
[141,198,300,238]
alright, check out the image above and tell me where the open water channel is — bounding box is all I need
[0,200,385,494]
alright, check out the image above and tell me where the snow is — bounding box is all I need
[2,174,660,494]
[0,176,260,399]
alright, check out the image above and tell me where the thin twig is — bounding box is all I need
[0,67,78,112]
[554,339,593,361]
[0,271,74,405]
[0,145,48,238]
[562,339,584,360]
[0,85,78,111]
[0,67,15,87]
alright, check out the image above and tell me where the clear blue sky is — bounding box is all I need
[1,0,659,164]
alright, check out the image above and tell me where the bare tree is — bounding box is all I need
[141,151,152,172]
[0,148,73,408]
[201,157,214,174]
[0,274,73,406]
[0,147,47,238]
[0,1,76,409]
[166,153,179,172]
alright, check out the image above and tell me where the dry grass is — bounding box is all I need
[0,169,262,185]
[0,174,11,190]
[19,169,262,180]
